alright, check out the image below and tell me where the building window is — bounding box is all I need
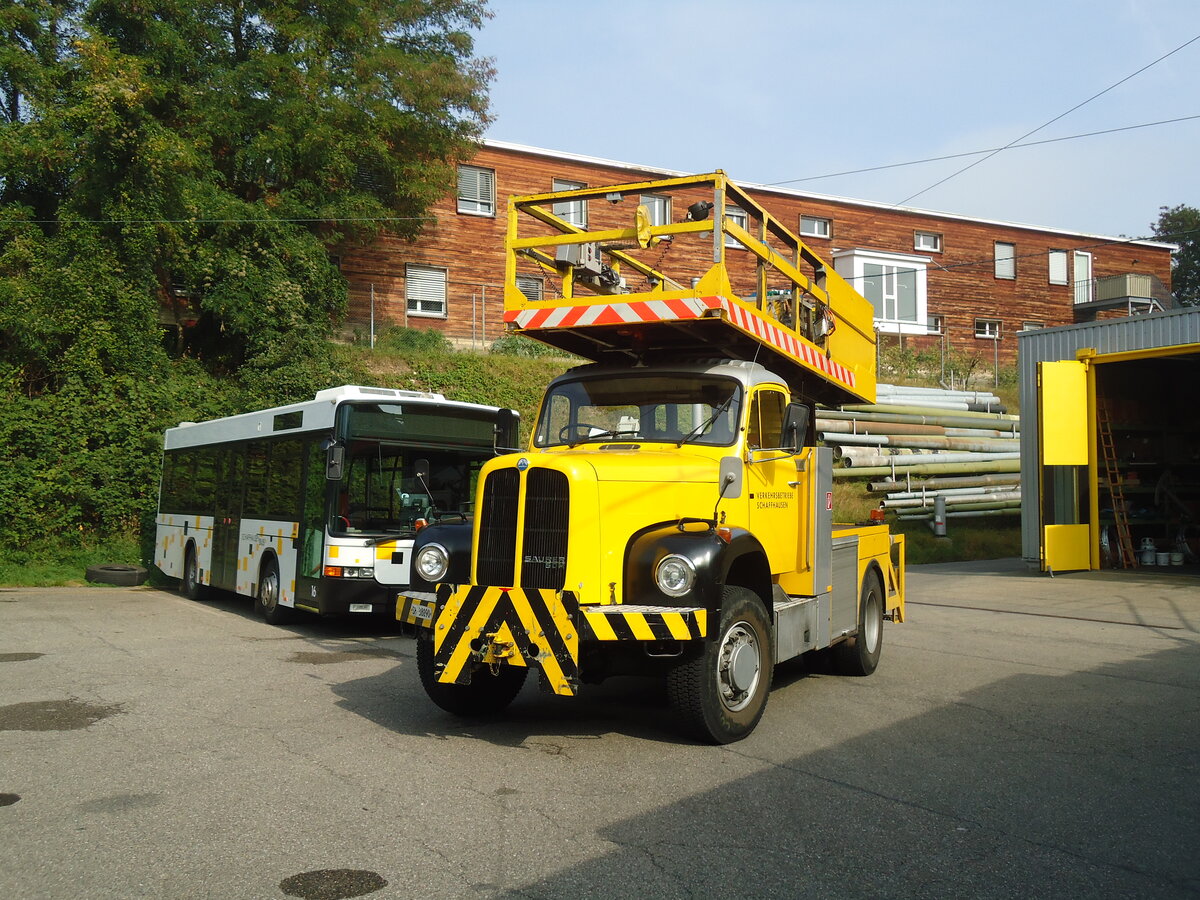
[833,248,929,336]
[1021,321,1044,331]
[457,165,494,216]
[640,193,670,226]
[515,274,544,303]
[724,205,748,248]
[405,264,447,318]
[927,315,943,335]
[552,179,587,228]
[975,318,1002,340]
[800,215,831,239]
[994,242,1015,280]
[915,231,942,253]
[1048,249,1068,285]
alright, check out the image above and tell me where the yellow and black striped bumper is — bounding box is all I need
[420,585,708,697]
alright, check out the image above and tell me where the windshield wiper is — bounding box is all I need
[678,395,735,446]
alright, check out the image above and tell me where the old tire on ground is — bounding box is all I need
[668,585,773,744]
[84,564,148,587]
[832,569,884,677]
[181,546,208,600]
[417,633,527,716]
[255,557,294,625]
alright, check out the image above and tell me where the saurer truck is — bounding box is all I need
[400,172,905,742]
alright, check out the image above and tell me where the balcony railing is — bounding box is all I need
[1074,272,1172,312]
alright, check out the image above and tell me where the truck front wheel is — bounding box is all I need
[668,586,773,744]
[417,634,528,717]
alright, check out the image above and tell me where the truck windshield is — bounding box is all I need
[534,374,742,447]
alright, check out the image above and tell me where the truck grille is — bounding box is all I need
[474,466,570,589]
[476,468,519,585]
[521,469,569,590]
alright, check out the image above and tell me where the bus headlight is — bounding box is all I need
[655,554,695,597]
[415,543,450,582]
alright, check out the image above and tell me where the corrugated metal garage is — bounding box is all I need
[1018,307,1200,572]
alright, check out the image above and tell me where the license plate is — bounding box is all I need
[349,603,373,613]
[409,603,433,622]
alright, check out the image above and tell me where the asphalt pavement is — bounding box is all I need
[1,561,1198,899]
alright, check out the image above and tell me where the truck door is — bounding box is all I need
[1038,360,1091,572]
[745,388,800,573]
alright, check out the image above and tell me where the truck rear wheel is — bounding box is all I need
[832,569,883,676]
[417,634,527,717]
[668,585,773,744]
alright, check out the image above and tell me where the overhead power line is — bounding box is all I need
[768,114,1200,187]
[891,32,1200,209]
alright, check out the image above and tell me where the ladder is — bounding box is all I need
[1097,402,1136,568]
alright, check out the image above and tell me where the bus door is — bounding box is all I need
[296,445,327,610]
[212,447,244,591]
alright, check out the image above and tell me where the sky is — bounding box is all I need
[472,0,1200,242]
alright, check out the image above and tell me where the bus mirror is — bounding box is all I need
[326,444,345,481]
[782,403,810,452]
[495,408,520,451]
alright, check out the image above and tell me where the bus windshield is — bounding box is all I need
[330,443,483,537]
[534,374,742,448]
[331,402,496,537]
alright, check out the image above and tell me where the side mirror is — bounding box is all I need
[326,444,345,481]
[414,458,430,482]
[782,403,810,453]
[495,408,520,452]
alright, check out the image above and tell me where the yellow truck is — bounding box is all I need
[400,172,905,742]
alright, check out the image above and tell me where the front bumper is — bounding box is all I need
[399,584,707,696]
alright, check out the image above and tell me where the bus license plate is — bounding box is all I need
[349,603,373,613]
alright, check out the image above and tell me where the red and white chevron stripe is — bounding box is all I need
[505,294,856,389]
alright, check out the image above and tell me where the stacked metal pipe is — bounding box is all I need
[821,384,1021,521]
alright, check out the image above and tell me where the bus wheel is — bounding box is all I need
[832,570,883,677]
[668,585,773,744]
[417,634,527,716]
[255,558,293,625]
[182,547,207,601]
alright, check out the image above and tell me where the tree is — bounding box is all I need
[0,0,493,547]
[1,0,494,386]
[1150,204,1200,307]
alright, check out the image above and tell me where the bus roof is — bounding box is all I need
[163,385,502,450]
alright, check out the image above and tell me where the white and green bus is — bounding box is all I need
[155,385,517,624]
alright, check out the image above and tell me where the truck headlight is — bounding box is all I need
[414,543,450,582]
[655,554,695,597]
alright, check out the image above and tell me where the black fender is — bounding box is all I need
[624,523,772,616]
[409,521,473,591]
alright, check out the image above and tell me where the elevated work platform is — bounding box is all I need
[502,172,878,406]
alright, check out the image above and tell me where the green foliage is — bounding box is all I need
[489,333,576,359]
[1151,204,1200,306]
[374,326,453,353]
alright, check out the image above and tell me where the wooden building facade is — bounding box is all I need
[338,141,1175,364]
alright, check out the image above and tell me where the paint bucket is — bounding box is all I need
[1155,552,1170,566]
[1140,549,1157,565]
[1170,552,1184,566]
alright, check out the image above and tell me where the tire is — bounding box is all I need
[255,557,294,625]
[84,564,148,587]
[181,546,207,600]
[668,585,773,744]
[417,633,527,717]
[832,569,884,677]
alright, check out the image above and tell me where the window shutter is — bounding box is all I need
[406,265,446,315]
[1048,250,1067,285]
